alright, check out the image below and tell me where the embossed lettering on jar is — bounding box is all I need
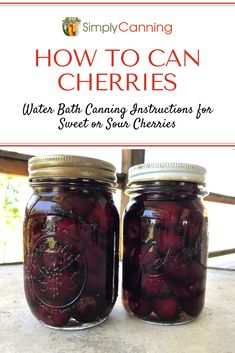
[23,155,119,330]
[122,162,208,325]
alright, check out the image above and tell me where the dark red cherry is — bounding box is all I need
[157,229,183,255]
[182,293,205,317]
[174,280,204,300]
[129,295,152,317]
[86,271,106,292]
[31,280,46,302]
[74,253,84,268]
[142,273,170,297]
[157,202,182,225]
[42,270,81,304]
[56,219,78,242]
[144,255,165,275]
[88,197,109,233]
[190,260,206,280]
[130,243,157,268]
[153,298,181,321]
[63,194,95,216]
[72,296,99,322]
[82,223,92,240]
[163,255,191,281]
[37,306,70,327]
[123,244,133,259]
[125,218,141,243]
[174,282,192,300]
[187,281,204,297]
[84,245,106,273]
[56,219,92,252]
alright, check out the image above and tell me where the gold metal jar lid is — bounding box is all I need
[28,155,117,185]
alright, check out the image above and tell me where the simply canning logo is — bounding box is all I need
[62,17,81,36]
[62,18,173,35]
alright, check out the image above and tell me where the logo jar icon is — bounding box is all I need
[63,17,81,36]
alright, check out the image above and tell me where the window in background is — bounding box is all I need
[0,174,31,263]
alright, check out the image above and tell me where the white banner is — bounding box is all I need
[0,4,235,145]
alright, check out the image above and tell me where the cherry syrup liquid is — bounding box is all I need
[24,183,119,329]
[122,186,208,324]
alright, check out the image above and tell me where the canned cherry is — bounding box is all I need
[24,155,119,330]
[122,162,208,325]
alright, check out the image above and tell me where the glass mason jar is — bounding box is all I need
[23,155,119,330]
[122,162,208,325]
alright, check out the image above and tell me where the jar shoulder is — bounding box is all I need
[125,196,206,219]
[25,189,118,220]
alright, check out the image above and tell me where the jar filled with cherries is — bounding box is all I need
[24,155,119,329]
[122,162,208,325]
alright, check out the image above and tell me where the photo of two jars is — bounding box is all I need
[0,147,235,350]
